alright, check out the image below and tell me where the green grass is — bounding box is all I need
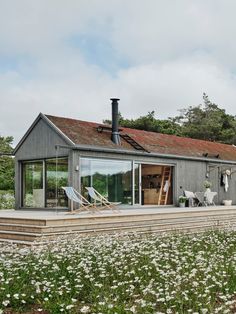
[1,230,236,313]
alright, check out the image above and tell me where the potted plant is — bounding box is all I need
[203,180,212,192]
[179,196,187,208]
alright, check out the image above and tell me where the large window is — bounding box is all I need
[81,158,132,204]
[22,158,68,208]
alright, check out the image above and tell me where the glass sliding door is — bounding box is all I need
[23,161,44,208]
[45,158,68,208]
[81,158,132,204]
[22,157,68,208]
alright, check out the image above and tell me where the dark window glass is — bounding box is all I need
[81,158,132,204]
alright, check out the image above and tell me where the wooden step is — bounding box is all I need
[0,231,40,242]
[0,224,223,246]
[0,208,236,244]
[0,217,233,243]
[0,218,47,226]
[0,213,235,234]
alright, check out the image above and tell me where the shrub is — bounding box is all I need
[0,190,15,209]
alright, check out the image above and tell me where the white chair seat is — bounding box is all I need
[204,191,217,205]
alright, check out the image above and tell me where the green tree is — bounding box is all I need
[0,136,14,190]
[104,94,236,144]
[103,111,182,136]
[175,93,236,144]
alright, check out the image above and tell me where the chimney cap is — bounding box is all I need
[110,98,120,102]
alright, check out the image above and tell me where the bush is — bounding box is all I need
[0,190,15,209]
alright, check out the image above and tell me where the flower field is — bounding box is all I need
[1,230,236,313]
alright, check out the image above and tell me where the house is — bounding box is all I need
[13,99,236,210]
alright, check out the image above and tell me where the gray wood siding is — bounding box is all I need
[176,160,206,198]
[15,118,70,161]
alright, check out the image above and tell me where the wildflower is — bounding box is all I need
[2,300,9,306]
[66,304,74,310]
[80,305,90,313]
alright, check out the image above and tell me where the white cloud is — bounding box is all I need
[1,0,236,145]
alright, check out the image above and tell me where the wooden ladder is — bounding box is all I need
[158,166,172,205]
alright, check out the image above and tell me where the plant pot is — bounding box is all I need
[222,200,232,206]
[179,202,185,208]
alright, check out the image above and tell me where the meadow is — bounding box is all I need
[0,230,236,313]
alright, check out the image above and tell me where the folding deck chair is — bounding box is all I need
[62,187,96,214]
[205,191,217,206]
[85,187,121,211]
[184,190,198,207]
[195,192,207,207]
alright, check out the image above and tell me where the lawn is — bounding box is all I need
[0,230,236,313]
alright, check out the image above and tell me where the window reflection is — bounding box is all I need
[23,162,44,208]
[46,158,68,208]
[81,158,132,204]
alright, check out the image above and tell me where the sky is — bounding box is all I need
[1,0,236,145]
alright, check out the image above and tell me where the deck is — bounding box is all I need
[0,205,236,245]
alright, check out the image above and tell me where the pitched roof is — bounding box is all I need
[45,114,236,162]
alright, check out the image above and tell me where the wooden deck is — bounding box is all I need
[0,206,236,245]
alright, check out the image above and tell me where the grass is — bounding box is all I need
[0,230,236,313]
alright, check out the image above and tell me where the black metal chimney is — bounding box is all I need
[110,98,121,145]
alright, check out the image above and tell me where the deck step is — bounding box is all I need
[1,209,235,227]
[0,220,233,243]
[0,208,236,244]
[0,215,235,234]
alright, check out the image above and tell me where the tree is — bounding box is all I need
[0,136,14,191]
[103,94,236,144]
[175,93,236,144]
[103,111,182,136]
